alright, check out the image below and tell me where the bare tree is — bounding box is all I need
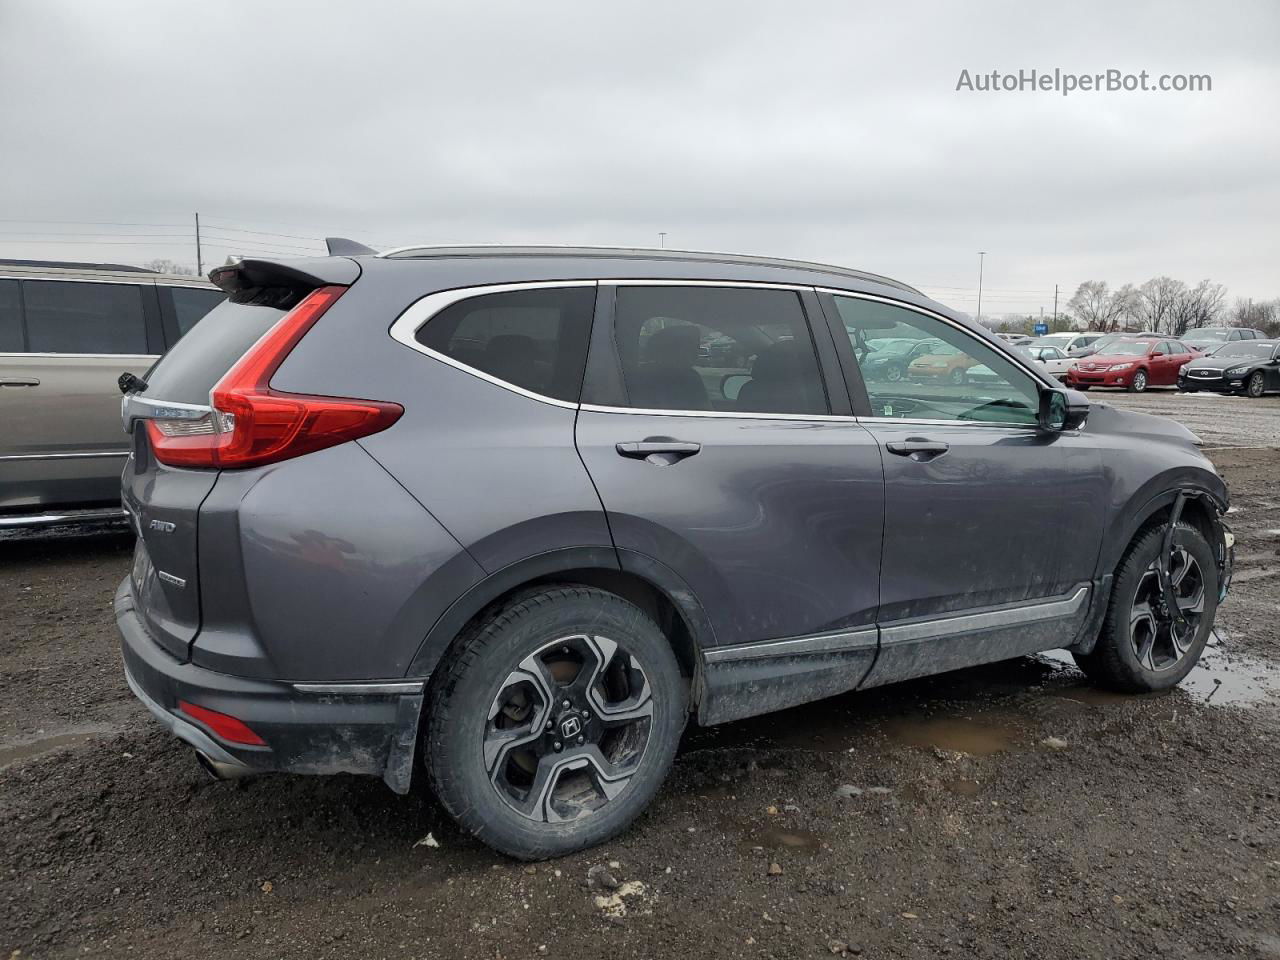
[1170,279,1227,336]
[142,258,195,276]
[1231,297,1280,337]
[1131,277,1186,334]
[1066,281,1128,332]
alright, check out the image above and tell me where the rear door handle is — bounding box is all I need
[615,440,701,465]
[0,377,39,387]
[885,437,949,461]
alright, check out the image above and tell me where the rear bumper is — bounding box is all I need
[115,577,424,793]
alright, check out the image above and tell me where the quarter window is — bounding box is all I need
[167,287,226,338]
[22,280,148,354]
[833,296,1039,425]
[612,286,828,415]
[416,286,595,403]
[0,279,22,351]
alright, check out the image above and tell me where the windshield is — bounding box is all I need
[1215,341,1275,359]
[1104,342,1154,356]
[1186,329,1228,342]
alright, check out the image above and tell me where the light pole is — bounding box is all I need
[976,251,986,325]
[658,232,667,249]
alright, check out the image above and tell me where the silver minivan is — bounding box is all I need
[0,260,223,527]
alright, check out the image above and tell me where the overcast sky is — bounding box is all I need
[1,0,1276,316]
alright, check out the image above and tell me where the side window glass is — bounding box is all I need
[833,296,1039,425]
[168,287,227,338]
[613,286,828,415]
[416,286,595,403]
[22,280,148,354]
[0,279,22,351]
[1154,342,1170,355]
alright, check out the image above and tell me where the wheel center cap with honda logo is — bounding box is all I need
[559,714,582,739]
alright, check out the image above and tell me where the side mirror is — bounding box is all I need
[1038,387,1089,433]
[721,373,751,402]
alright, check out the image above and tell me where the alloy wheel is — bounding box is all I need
[886,365,903,382]
[1132,370,1147,392]
[1128,546,1205,672]
[1248,372,1265,398]
[484,634,653,822]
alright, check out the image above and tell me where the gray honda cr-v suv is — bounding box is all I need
[116,245,1233,858]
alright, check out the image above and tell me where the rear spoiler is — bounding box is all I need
[208,256,361,296]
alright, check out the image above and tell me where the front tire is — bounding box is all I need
[424,585,687,859]
[949,367,966,385]
[1127,369,1148,393]
[1246,371,1266,398]
[1074,521,1217,692]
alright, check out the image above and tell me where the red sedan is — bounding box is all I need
[1065,337,1201,392]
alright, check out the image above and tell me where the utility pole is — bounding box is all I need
[976,251,986,324]
[658,231,667,249]
[1052,284,1059,327]
[195,212,203,276]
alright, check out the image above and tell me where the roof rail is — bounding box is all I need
[375,244,921,296]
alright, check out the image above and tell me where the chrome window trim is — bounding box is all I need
[879,585,1089,646]
[579,402,854,423]
[0,274,154,286]
[610,278,810,291]
[387,280,597,411]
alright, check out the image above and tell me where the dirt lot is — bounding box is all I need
[3,390,1279,960]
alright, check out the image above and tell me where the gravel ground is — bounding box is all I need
[2,390,1279,960]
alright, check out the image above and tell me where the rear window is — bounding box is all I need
[0,279,21,351]
[23,280,148,354]
[142,298,285,405]
[166,286,226,338]
[415,286,595,402]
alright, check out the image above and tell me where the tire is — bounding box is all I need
[424,585,687,859]
[1075,385,1091,391]
[1073,521,1218,693]
[949,367,966,385]
[1246,371,1266,398]
[885,364,903,383]
[1127,369,1148,393]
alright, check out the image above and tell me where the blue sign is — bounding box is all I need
[1033,322,1049,335]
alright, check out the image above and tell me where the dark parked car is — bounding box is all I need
[1065,337,1201,392]
[1181,326,1267,354]
[1178,339,1280,397]
[858,336,942,381]
[116,245,1232,859]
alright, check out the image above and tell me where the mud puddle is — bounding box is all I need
[881,714,1022,755]
[0,728,114,768]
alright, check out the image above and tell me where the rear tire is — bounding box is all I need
[1073,522,1217,692]
[424,585,687,859]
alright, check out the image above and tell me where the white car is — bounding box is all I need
[1024,344,1076,379]
[1028,332,1103,355]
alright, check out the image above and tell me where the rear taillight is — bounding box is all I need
[147,286,403,469]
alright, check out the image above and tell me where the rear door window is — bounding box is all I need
[415,286,595,403]
[0,279,22,351]
[611,285,828,415]
[22,280,148,354]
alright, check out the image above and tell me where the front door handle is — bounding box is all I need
[616,440,701,465]
[885,437,949,461]
[0,377,39,387]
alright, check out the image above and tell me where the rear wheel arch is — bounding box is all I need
[406,547,715,698]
